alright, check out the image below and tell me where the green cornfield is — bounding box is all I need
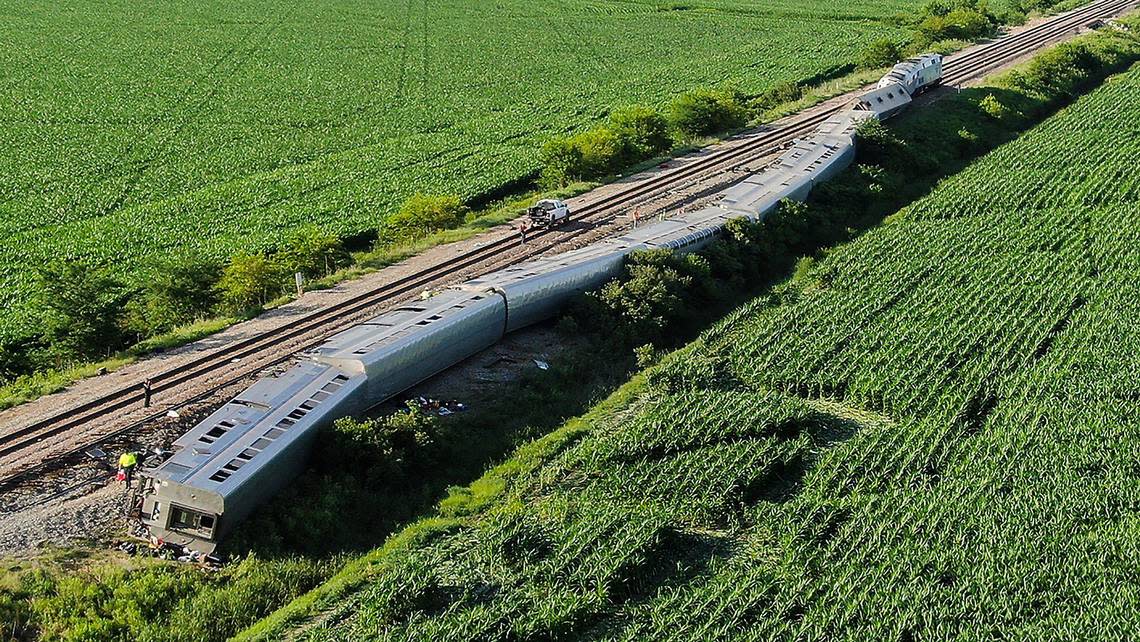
[265,62,1140,639]
[0,0,928,341]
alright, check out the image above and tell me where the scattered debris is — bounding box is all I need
[410,396,468,416]
[119,523,223,569]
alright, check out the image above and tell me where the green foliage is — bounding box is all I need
[857,37,903,69]
[215,252,283,315]
[35,261,130,362]
[667,87,749,138]
[381,194,467,243]
[1009,40,1105,99]
[276,226,350,280]
[540,105,672,187]
[539,137,586,188]
[914,0,996,46]
[574,249,712,347]
[607,105,672,160]
[978,92,1010,119]
[122,256,221,338]
[750,81,804,112]
[154,556,326,642]
[324,403,437,476]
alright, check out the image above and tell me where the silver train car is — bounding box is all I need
[138,55,942,552]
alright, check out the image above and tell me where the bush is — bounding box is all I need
[751,81,804,112]
[36,260,131,361]
[215,252,283,314]
[570,126,627,177]
[608,105,672,159]
[1012,41,1102,99]
[916,0,995,44]
[276,225,350,280]
[978,93,1010,120]
[574,249,719,347]
[322,403,438,477]
[540,106,671,187]
[540,137,585,187]
[123,256,221,338]
[382,194,467,243]
[668,87,749,138]
[858,38,903,69]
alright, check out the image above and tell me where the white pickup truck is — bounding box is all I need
[527,199,571,227]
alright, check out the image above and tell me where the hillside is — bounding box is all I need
[0,0,933,341]
[243,59,1140,640]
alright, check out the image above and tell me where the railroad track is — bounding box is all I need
[0,0,1134,492]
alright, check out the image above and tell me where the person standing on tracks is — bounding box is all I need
[632,206,641,229]
[118,450,138,489]
[142,378,153,408]
[519,221,529,245]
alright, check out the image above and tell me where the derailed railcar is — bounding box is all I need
[459,241,639,333]
[139,362,365,551]
[311,289,507,403]
[717,135,857,219]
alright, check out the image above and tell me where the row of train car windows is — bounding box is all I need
[207,374,351,483]
[198,420,236,445]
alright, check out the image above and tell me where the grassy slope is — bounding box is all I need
[238,33,1140,641]
[0,0,928,340]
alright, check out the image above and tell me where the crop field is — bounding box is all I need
[0,0,932,341]
[261,63,1140,639]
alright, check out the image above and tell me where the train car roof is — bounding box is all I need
[310,289,503,368]
[146,361,364,500]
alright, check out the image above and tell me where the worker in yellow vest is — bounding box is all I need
[118,451,138,488]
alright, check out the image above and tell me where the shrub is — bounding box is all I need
[276,225,350,280]
[916,0,995,44]
[609,105,672,159]
[322,403,438,477]
[978,93,1010,120]
[570,126,627,177]
[382,194,467,243]
[858,38,903,69]
[668,87,749,138]
[540,106,671,186]
[36,260,131,361]
[122,256,221,337]
[574,249,720,347]
[751,81,804,112]
[215,252,283,314]
[1012,41,1102,99]
[540,137,586,187]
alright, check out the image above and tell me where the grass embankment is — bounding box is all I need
[232,21,1140,641]
[3,12,1133,642]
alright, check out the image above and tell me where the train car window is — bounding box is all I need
[171,505,216,536]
